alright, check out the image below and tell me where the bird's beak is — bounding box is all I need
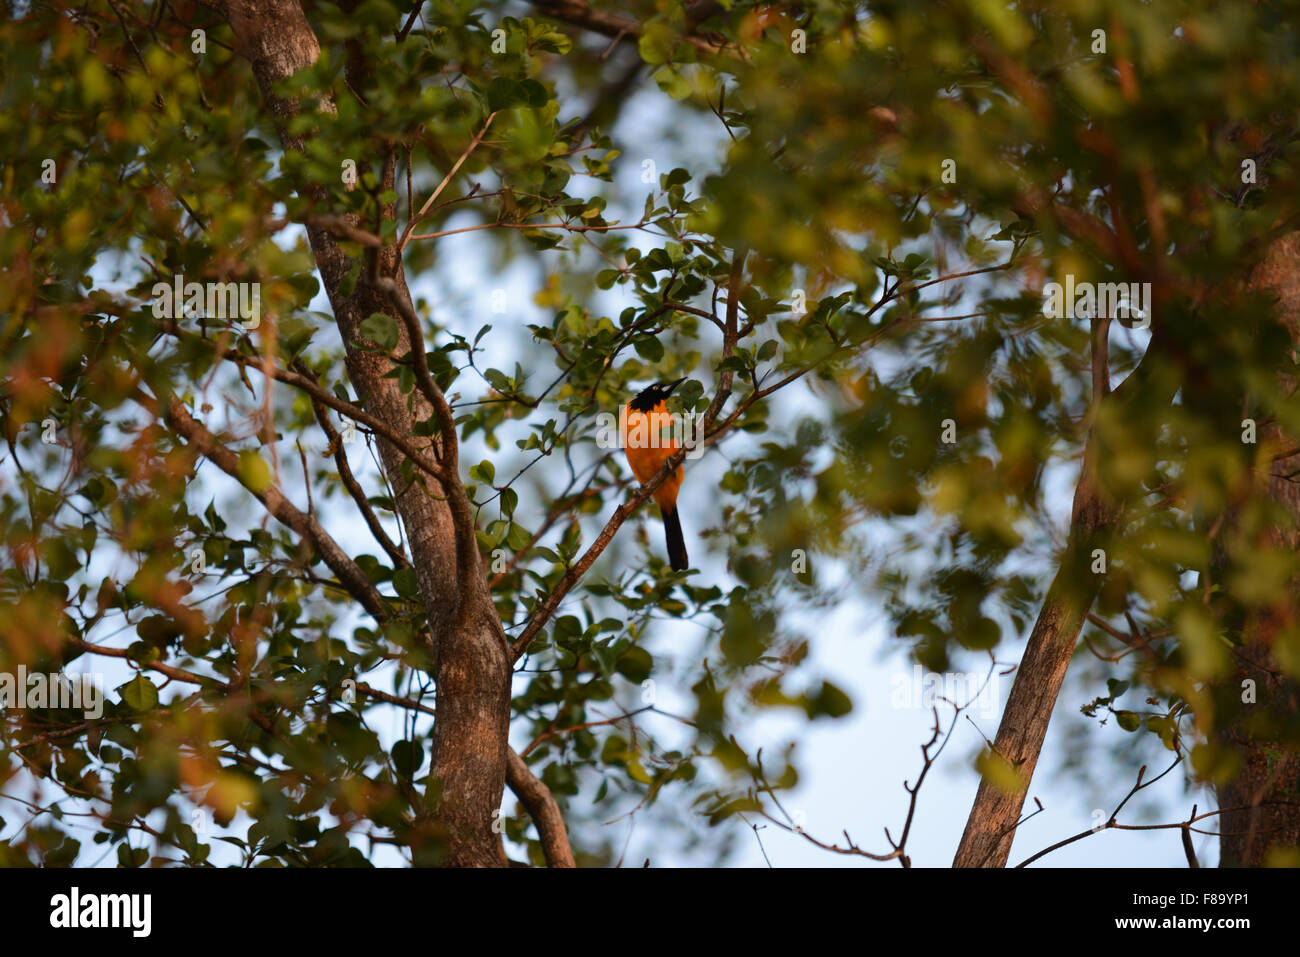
[666,377,688,394]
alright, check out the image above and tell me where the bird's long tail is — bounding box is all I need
[662,506,689,571]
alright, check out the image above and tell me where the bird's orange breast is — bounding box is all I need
[621,401,683,510]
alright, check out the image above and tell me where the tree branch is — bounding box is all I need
[147,391,393,622]
[505,748,576,867]
[526,0,736,56]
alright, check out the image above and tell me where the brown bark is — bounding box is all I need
[202,0,518,866]
[506,749,577,867]
[953,278,1178,867]
[955,233,1300,868]
[525,0,733,55]
[951,440,1119,867]
[1214,232,1300,866]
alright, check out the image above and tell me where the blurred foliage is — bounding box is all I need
[2,0,1300,866]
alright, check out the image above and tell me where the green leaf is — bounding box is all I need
[638,21,676,65]
[616,646,653,682]
[486,77,520,111]
[359,312,400,352]
[393,567,419,599]
[975,748,1025,794]
[391,739,424,779]
[653,65,692,101]
[506,523,531,550]
[237,451,272,494]
[808,681,852,718]
[633,337,664,361]
[116,843,148,868]
[119,674,159,712]
[46,837,81,867]
[518,78,548,108]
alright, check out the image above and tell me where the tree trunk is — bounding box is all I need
[205,0,512,866]
[951,444,1118,867]
[1215,232,1300,867]
[954,233,1300,868]
[953,287,1179,867]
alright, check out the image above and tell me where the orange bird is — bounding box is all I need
[621,378,689,571]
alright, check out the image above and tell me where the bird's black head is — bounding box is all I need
[629,377,688,413]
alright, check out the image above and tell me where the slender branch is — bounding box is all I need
[505,749,576,867]
[293,358,412,570]
[154,317,452,485]
[521,704,656,757]
[753,660,999,866]
[1018,796,1300,867]
[142,391,393,622]
[407,217,662,243]
[701,247,746,434]
[1015,758,1180,866]
[525,0,737,56]
[399,111,498,251]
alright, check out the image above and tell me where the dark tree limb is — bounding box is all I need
[505,749,577,868]
[195,0,513,867]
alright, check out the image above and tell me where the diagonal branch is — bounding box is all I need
[154,316,452,485]
[701,246,746,433]
[526,0,736,56]
[508,441,690,662]
[145,390,393,622]
[398,111,497,252]
[505,748,577,867]
[293,358,412,571]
